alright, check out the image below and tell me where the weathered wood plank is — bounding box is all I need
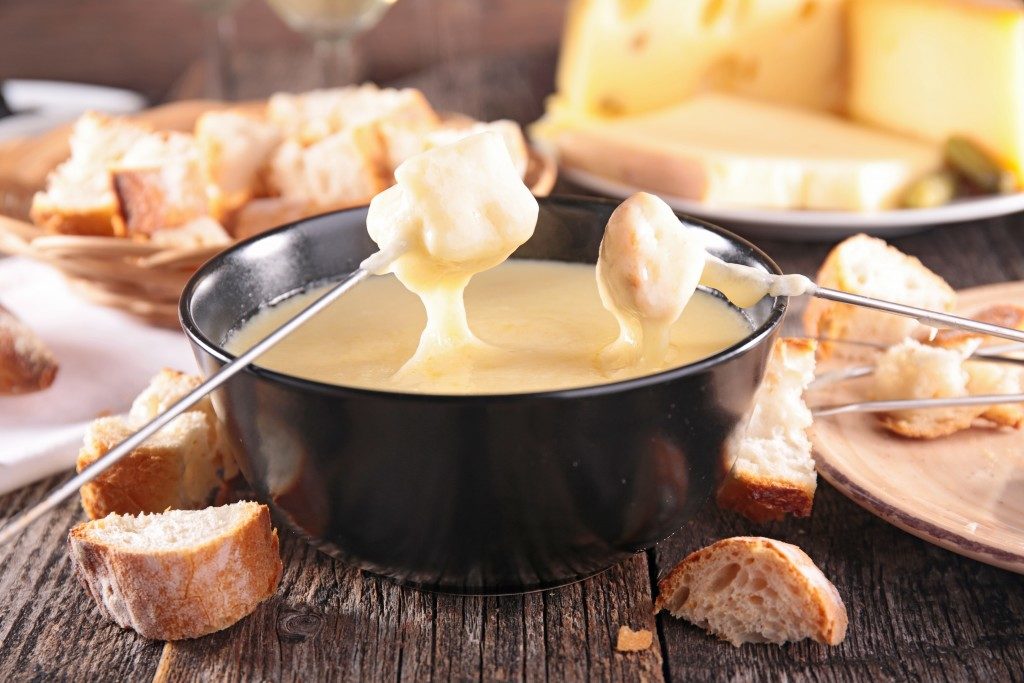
[654,483,1024,683]
[0,474,164,681]
[0,475,662,682]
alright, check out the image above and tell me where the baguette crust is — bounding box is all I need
[716,476,814,523]
[29,202,121,237]
[68,502,282,640]
[718,337,817,522]
[0,304,58,394]
[76,414,210,519]
[656,536,847,647]
[804,234,955,358]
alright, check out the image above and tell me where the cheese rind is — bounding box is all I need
[849,0,1024,185]
[552,0,845,118]
[548,94,942,211]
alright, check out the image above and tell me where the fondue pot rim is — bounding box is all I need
[179,195,788,401]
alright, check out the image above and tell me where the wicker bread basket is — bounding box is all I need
[0,100,557,327]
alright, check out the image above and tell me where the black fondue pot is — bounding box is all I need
[180,196,786,594]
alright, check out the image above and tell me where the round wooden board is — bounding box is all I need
[810,280,1024,573]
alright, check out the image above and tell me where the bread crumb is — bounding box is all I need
[616,625,653,652]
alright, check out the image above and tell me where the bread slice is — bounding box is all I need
[803,234,956,358]
[68,501,282,640]
[77,368,237,519]
[112,131,209,237]
[149,216,232,250]
[655,536,847,647]
[872,338,979,438]
[30,112,151,236]
[717,337,818,522]
[267,84,438,145]
[266,126,390,210]
[0,303,58,394]
[874,334,1024,436]
[195,110,282,218]
[76,413,214,519]
[127,367,238,481]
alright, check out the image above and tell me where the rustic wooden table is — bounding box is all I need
[2,54,1024,682]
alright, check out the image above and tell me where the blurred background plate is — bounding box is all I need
[0,80,147,141]
[563,166,1024,242]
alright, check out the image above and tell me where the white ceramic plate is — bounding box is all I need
[810,281,1024,574]
[562,166,1024,242]
[0,80,147,141]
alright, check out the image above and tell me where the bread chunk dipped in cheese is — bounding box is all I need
[366,132,539,376]
[596,193,814,369]
[596,192,707,369]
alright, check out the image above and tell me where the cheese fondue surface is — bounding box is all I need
[225,259,752,395]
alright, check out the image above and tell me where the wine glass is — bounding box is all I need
[182,0,245,99]
[265,0,398,86]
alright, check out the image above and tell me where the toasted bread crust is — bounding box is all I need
[0,304,58,394]
[29,202,121,237]
[68,503,282,640]
[76,416,200,519]
[718,337,818,522]
[877,412,977,439]
[716,474,814,523]
[655,536,847,646]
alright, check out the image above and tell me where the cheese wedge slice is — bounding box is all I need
[849,0,1024,185]
[551,0,845,118]
[546,94,942,212]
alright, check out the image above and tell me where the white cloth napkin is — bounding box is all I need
[0,257,197,495]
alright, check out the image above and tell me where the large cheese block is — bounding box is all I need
[548,94,942,212]
[551,0,845,118]
[849,0,1024,184]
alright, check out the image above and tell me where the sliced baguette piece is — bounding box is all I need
[112,131,209,237]
[266,126,390,211]
[76,413,213,519]
[803,234,956,358]
[68,501,282,640]
[77,368,237,519]
[30,112,151,236]
[0,303,58,394]
[127,367,238,481]
[195,110,282,218]
[924,304,1024,428]
[655,536,847,647]
[872,338,980,438]
[267,84,438,145]
[717,337,818,522]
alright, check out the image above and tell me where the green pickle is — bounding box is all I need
[945,136,1017,195]
[902,170,956,209]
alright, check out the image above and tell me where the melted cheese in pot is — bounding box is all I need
[225,260,752,395]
